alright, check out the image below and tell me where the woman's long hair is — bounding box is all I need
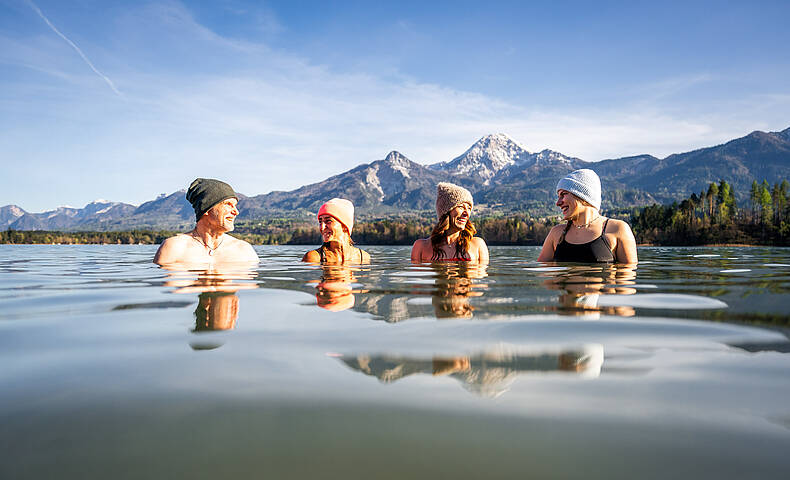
[430,213,477,261]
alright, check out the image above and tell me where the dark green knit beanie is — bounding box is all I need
[186,178,238,221]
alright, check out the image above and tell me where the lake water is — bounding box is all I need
[1,245,789,479]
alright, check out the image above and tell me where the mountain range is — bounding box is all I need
[3,126,790,231]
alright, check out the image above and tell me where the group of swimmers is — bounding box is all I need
[153,168,637,267]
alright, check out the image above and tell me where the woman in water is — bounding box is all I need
[411,182,489,263]
[302,198,370,264]
[538,169,637,263]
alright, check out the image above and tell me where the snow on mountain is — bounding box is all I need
[363,164,385,201]
[6,127,790,230]
[532,149,577,166]
[429,133,532,184]
[383,151,412,178]
[0,204,27,228]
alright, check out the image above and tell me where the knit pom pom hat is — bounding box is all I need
[436,182,474,219]
[317,198,355,234]
[556,169,602,210]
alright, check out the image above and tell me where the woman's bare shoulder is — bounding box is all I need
[302,249,321,263]
[605,218,633,233]
[357,248,371,263]
[412,237,430,247]
[548,223,567,236]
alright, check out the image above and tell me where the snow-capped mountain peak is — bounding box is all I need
[432,133,532,183]
[383,151,412,178]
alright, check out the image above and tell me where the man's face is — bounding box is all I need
[205,198,239,232]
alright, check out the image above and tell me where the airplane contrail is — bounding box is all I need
[27,0,123,97]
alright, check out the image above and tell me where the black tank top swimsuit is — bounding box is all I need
[553,218,614,263]
[317,244,363,263]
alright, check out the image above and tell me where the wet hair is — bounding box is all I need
[430,213,477,261]
[571,192,594,208]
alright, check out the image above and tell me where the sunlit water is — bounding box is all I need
[1,245,789,479]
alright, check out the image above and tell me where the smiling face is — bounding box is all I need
[556,190,584,220]
[318,214,347,243]
[204,198,239,232]
[448,203,472,231]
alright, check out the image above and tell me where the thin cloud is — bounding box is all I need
[3,1,789,212]
[26,0,123,97]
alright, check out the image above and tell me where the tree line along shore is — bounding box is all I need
[3,179,790,246]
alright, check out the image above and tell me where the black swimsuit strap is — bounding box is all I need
[561,217,610,245]
[560,221,573,243]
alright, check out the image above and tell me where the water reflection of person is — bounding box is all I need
[308,264,369,312]
[159,266,258,350]
[542,264,637,317]
[430,263,487,319]
[338,344,604,398]
[314,264,357,312]
[193,292,238,331]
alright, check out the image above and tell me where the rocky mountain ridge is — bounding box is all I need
[4,126,790,231]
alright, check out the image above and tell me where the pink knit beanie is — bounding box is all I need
[317,198,355,234]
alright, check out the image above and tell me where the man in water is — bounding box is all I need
[154,178,259,267]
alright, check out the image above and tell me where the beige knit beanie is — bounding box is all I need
[436,182,474,219]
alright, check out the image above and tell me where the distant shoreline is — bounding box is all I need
[636,243,776,248]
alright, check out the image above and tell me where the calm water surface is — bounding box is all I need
[1,245,789,479]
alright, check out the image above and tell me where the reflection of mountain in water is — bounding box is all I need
[339,345,604,398]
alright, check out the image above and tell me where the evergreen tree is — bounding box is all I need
[706,182,719,221]
[750,180,760,222]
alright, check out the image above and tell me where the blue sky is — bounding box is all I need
[1,0,789,212]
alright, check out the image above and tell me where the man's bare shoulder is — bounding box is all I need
[223,235,259,261]
[153,234,194,265]
[164,233,194,245]
[224,234,253,249]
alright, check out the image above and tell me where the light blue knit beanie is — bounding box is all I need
[556,169,601,210]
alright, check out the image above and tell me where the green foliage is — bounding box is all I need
[0,230,177,245]
[632,178,790,245]
[3,216,561,246]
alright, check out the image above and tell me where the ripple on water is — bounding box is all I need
[596,293,728,309]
